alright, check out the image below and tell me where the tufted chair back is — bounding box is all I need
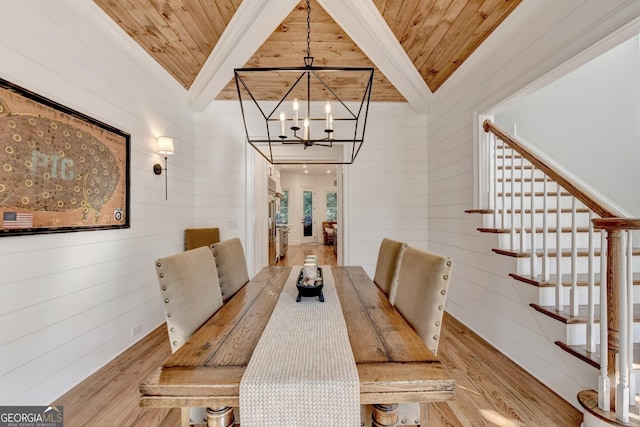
[154,246,224,353]
[393,246,453,355]
[373,238,407,304]
[210,238,250,303]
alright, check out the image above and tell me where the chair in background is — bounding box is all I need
[154,246,225,427]
[322,221,337,245]
[185,227,220,251]
[372,238,407,304]
[393,246,453,426]
[210,238,250,303]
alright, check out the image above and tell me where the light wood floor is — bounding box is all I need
[53,245,582,426]
[275,242,337,266]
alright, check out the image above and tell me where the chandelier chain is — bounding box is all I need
[306,0,311,59]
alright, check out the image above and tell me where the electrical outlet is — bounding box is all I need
[131,324,142,337]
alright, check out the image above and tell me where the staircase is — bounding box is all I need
[469,120,640,426]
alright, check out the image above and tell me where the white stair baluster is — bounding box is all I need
[570,197,579,317]
[587,211,596,353]
[626,231,635,402]
[502,146,506,231]
[492,135,499,229]
[530,165,537,277]
[542,176,550,281]
[510,148,516,251]
[520,158,526,252]
[556,189,564,310]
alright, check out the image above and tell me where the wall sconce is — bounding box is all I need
[153,136,174,200]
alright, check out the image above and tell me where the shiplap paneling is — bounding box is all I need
[194,101,249,270]
[345,103,427,277]
[426,0,640,407]
[0,0,194,404]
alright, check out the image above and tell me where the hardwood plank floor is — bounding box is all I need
[53,245,582,426]
[275,242,337,266]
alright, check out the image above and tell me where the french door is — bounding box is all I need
[301,189,315,243]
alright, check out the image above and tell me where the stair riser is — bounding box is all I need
[565,323,640,346]
[490,212,592,229]
[538,285,640,306]
[497,169,547,180]
[534,313,640,346]
[516,256,608,277]
[495,197,576,211]
[497,181,561,194]
[497,232,598,251]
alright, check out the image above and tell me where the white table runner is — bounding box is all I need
[239,266,360,427]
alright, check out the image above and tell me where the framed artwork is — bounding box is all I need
[0,78,130,236]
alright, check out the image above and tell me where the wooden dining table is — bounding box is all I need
[139,266,455,427]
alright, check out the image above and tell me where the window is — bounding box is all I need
[326,191,337,222]
[277,189,289,225]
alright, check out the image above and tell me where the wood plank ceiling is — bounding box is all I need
[94,0,521,102]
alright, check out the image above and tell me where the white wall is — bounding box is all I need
[495,35,640,216]
[346,103,428,277]
[427,0,640,407]
[0,1,195,404]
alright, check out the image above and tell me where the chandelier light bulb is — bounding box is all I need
[279,111,286,137]
[292,98,299,129]
[304,117,310,140]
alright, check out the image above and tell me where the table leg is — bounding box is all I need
[206,406,234,427]
[372,403,398,427]
[419,402,429,426]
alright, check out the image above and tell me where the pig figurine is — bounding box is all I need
[0,95,120,222]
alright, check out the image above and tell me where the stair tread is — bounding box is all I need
[466,208,590,214]
[498,165,533,169]
[578,390,640,426]
[510,272,640,287]
[497,191,571,197]
[478,226,590,234]
[530,303,640,324]
[556,342,640,371]
[492,247,640,258]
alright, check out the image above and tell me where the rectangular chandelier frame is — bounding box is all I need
[234,65,374,165]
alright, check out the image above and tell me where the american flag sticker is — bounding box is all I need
[3,211,34,229]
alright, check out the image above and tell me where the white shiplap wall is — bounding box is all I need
[345,103,428,277]
[0,1,195,404]
[427,0,640,407]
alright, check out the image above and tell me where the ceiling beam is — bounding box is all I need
[189,0,300,112]
[319,0,433,114]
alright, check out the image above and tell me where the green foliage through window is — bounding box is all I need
[326,191,337,222]
[277,190,288,225]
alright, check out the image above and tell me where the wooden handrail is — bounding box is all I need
[592,218,640,231]
[483,120,619,219]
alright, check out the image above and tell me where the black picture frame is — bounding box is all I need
[0,77,130,236]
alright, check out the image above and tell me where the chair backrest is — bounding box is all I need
[210,238,250,303]
[373,238,407,304]
[184,227,220,251]
[393,246,452,355]
[154,246,224,353]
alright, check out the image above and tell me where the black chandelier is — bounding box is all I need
[234,0,374,165]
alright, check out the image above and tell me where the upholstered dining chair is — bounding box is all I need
[210,238,250,303]
[372,238,407,304]
[184,227,220,251]
[154,246,225,427]
[393,245,453,426]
